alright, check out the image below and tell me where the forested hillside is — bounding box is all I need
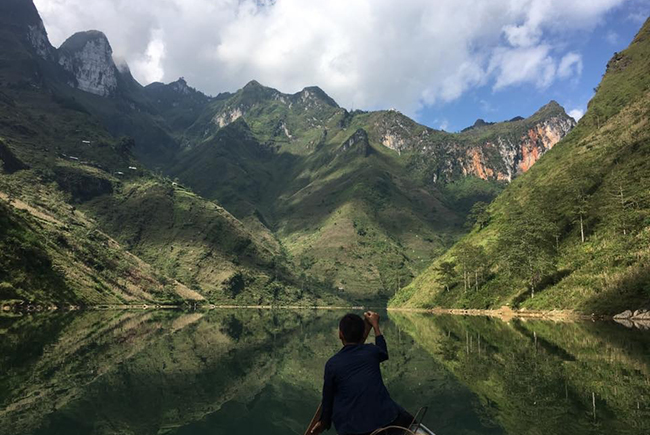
[392,19,650,314]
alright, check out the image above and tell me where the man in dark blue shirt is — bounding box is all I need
[311,311,413,435]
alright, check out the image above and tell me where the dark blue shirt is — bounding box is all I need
[321,335,399,435]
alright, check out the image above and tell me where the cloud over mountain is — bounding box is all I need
[35,0,627,116]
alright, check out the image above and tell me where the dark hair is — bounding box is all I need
[339,313,365,343]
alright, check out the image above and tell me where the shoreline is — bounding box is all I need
[1,301,611,321]
[385,306,603,321]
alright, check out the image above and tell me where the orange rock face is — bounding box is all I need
[463,119,570,181]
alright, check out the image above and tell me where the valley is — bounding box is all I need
[1,0,648,314]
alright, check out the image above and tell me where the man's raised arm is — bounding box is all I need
[364,311,388,361]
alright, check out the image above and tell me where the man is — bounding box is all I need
[311,311,413,435]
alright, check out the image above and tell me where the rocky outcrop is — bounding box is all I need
[58,31,119,97]
[0,0,55,61]
[170,77,193,95]
[460,113,575,181]
[296,86,339,108]
[372,101,575,183]
[27,21,54,60]
[614,309,650,320]
[214,107,244,128]
[339,128,373,157]
[614,309,650,329]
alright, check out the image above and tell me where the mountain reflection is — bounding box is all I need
[0,310,648,435]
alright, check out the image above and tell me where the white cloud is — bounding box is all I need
[568,108,585,121]
[557,52,583,79]
[132,29,166,84]
[34,0,627,115]
[489,45,557,90]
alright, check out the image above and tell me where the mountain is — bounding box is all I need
[0,0,57,85]
[144,77,212,133]
[167,80,574,300]
[0,0,578,305]
[392,18,650,314]
[0,0,343,306]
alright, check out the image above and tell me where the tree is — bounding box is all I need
[497,198,558,298]
[455,242,488,292]
[465,201,491,230]
[566,164,597,243]
[435,261,457,292]
[606,170,638,237]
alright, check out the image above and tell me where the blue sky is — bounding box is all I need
[37,0,649,132]
[418,2,649,131]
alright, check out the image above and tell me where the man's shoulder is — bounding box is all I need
[326,352,342,367]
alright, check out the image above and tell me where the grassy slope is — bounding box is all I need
[392,19,650,313]
[0,173,199,305]
[0,82,201,304]
[85,177,340,305]
[0,85,336,306]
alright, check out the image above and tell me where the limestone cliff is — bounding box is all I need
[369,101,575,183]
[57,30,119,97]
[459,109,575,181]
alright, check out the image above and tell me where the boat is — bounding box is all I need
[304,406,436,435]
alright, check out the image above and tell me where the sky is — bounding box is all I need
[34,0,649,132]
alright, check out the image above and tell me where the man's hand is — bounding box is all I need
[310,421,324,434]
[364,311,380,329]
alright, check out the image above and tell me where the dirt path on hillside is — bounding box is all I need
[0,191,63,225]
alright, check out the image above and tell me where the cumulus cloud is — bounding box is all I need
[34,0,627,115]
[557,52,583,79]
[132,29,166,83]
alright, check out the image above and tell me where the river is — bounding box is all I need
[0,309,648,434]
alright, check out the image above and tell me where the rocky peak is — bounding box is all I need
[532,100,566,118]
[170,77,192,95]
[296,86,339,108]
[462,118,495,132]
[243,79,263,89]
[457,105,576,182]
[0,0,55,60]
[26,21,53,60]
[58,30,118,97]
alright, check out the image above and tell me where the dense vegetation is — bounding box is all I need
[392,19,650,314]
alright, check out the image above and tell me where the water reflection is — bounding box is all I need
[0,310,648,435]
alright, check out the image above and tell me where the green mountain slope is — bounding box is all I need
[0,0,341,306]
[392,19,650,314]
[0,174,201,305]
[1,0,580,306]
[0,86,329,305]
[168,81,574,301]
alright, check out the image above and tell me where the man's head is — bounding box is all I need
[339,313,365,344]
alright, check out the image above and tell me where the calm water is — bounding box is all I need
[0,309,649,435]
